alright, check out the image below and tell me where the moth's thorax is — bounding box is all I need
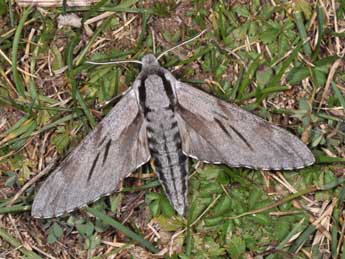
[138,66,176,113]
[143,75,171,109]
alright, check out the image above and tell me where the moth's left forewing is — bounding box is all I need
[174,81,315,170]
[32,89,150,218]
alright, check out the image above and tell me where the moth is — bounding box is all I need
[32,54,315,218]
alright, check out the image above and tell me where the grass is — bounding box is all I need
[0,0,345,258]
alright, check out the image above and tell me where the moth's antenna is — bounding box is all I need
[157,29,207,61]
[151,28,156,55]
[85,60,143,65]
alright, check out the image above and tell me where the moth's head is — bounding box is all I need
[141,54,159,68]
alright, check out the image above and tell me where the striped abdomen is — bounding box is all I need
[146,108,188,215]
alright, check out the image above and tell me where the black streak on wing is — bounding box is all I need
[87,153,100,182]
[214,111,229,121]
[97,136,107,147]
[138,78,149,115]
[228,125,254,151]
[102,139,112,166]
[214,117,232,139]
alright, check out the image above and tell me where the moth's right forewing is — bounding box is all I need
[175,82,315,170]
[32,89,150,218]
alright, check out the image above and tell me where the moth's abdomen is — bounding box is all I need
[146,109,188,215]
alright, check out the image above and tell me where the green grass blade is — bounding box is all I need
[289,224,316,253]
[116,0,139,9]
[237,55,263,99]
[266,218,306,259]
[7,0,15,27]
[0,114,30,138]
[316,154,345,164]
[185,224,192,256]
[312,4,325,60]
[319,177,345,191]
[331,82,345,111]
[121,180,161,192]
[241,86,289,101]
[66,34,96,128]
[11,6,32,96]
[136,12,149,50]
[28,37,42,102]
[0,114,78,153]
[230,65,244,101]
[0,117,35,145]
[75,17,112,66]
[0,204,31,214]
[85,207,158,253]
[0,226,42,259]
[331,208,339,257]
[268,41,304,88]
[74,87,96,128]
[294,11,312,56]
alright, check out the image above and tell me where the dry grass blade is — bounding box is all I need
[17,0,100,7]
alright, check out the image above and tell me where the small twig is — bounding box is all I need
[271,37,311,68]
[112,16,137,37]
[336,212,345,256]
[31,245,57,259]
[331,0,340,55]
[225,185,319,220]
[84,11,115,25]
[190,194,222,227]
[271,172,313,203]
[317,58,342,111]
[0,47,36,78]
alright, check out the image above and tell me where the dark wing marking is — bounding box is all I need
[32,89,150,218]
[87,153,100,182]
[175,81,315,170]
[102,139,112,166]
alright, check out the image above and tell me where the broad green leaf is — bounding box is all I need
[76,222,94,237]
[287,65,309,84]
[256,65,273,86]
[51,132,70,154]
[154,215,184,231]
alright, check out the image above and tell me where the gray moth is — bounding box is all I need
[32,54,315,218]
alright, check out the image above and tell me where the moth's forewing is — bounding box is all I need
[32,90,150,218]
[174,81,315,170]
